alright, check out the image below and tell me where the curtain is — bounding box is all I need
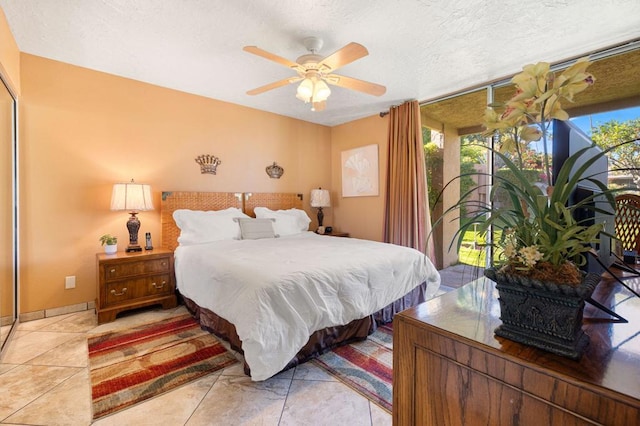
[384,100,436,263]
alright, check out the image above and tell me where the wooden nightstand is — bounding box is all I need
[326,232,350,237]
[95,248,177,324]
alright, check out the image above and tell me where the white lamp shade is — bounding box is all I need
[110,182,154,212]
[296,79,314,102]
[296,78,332,104]
[314,80,331,102]
[310,189,331,208]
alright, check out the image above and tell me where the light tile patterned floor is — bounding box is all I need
[0,271,465,426]
[0,306,392,425]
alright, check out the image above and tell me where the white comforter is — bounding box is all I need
[174,232,440,381]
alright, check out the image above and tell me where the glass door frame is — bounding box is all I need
[0,71,17,356]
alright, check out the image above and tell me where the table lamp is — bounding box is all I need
[110,180,154,252]
[310,188,331,228]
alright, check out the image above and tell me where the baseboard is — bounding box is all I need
[19,300,96,323]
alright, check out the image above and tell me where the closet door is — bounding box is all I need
[0,74,16,355]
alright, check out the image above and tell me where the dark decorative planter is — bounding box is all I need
[484,267,600,360]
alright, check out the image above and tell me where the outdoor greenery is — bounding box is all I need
[458,243,485,266]
[591,118,640,187]
[458,229,486,266]
[459,135,486,219]
[424,131,487,218]
[423,127,443,213]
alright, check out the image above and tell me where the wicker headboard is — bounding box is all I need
[160,191,304,251]
[243,192,303,217]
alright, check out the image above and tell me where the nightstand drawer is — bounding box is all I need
[103,257,171,281]
[145,274,172,296]
[104,281,135,305]
[104,274,172,305]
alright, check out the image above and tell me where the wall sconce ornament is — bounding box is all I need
[265,162,284,179]
[195,154,222,174]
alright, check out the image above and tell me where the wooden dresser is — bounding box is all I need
[393,275,640,425]
[96,248,177,324]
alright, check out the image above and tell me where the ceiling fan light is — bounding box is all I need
[296,92,310,102]
[296,78,313,102]
[313,80,331,102]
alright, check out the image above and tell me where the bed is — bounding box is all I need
[161,191,440,381]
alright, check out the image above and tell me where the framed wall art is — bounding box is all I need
[341,144,379,197]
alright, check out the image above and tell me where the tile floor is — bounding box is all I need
[0,305,399,426]
[0,267,468,426]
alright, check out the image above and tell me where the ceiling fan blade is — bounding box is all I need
[318,42,369,72]
[246,77,301,96]
[325,74,386,96]
[243,46,300,70]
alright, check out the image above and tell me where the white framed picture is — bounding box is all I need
[341,144,379,197]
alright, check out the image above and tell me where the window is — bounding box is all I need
[420,42,640,269]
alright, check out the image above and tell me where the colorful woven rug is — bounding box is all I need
[87,314,238,419]
[312,323,393,412]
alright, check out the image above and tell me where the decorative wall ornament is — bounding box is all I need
[341,144,379,197]
[265,162,284,179]
[195,154,222,174]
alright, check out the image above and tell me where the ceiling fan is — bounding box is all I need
[243,37,386,111]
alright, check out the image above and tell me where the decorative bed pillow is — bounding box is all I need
[254,207,311,236]
[173,208,249,245]
[235,218,278,240]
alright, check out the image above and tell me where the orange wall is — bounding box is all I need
[331,114,389,241]
[0,7,19,94]
[19,53,334,313]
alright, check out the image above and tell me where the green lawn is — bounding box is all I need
[456,230,501,267]
[459,244,486,267]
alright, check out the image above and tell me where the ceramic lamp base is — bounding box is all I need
[126,212,142,252]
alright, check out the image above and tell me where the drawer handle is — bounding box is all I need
[110,287,127,296]
[110,268,116,274]
[152,281,166,289]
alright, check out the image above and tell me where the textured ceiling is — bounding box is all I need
[1,0,640,127]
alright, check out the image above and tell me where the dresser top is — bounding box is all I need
[398,273,640,403]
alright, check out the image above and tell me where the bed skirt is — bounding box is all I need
[181,281,427,378]
[373,280,427,324]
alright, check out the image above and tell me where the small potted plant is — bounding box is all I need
[99,234,118,254]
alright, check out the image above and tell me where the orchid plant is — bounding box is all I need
[483,58,595,187]
[445,57,622,285]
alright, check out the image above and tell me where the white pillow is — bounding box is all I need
[173,208,249,245]
[254,207,311,236]
[235,218,278,239]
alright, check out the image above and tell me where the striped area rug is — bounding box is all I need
[87,314,238,419]
[312,324,393,412]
